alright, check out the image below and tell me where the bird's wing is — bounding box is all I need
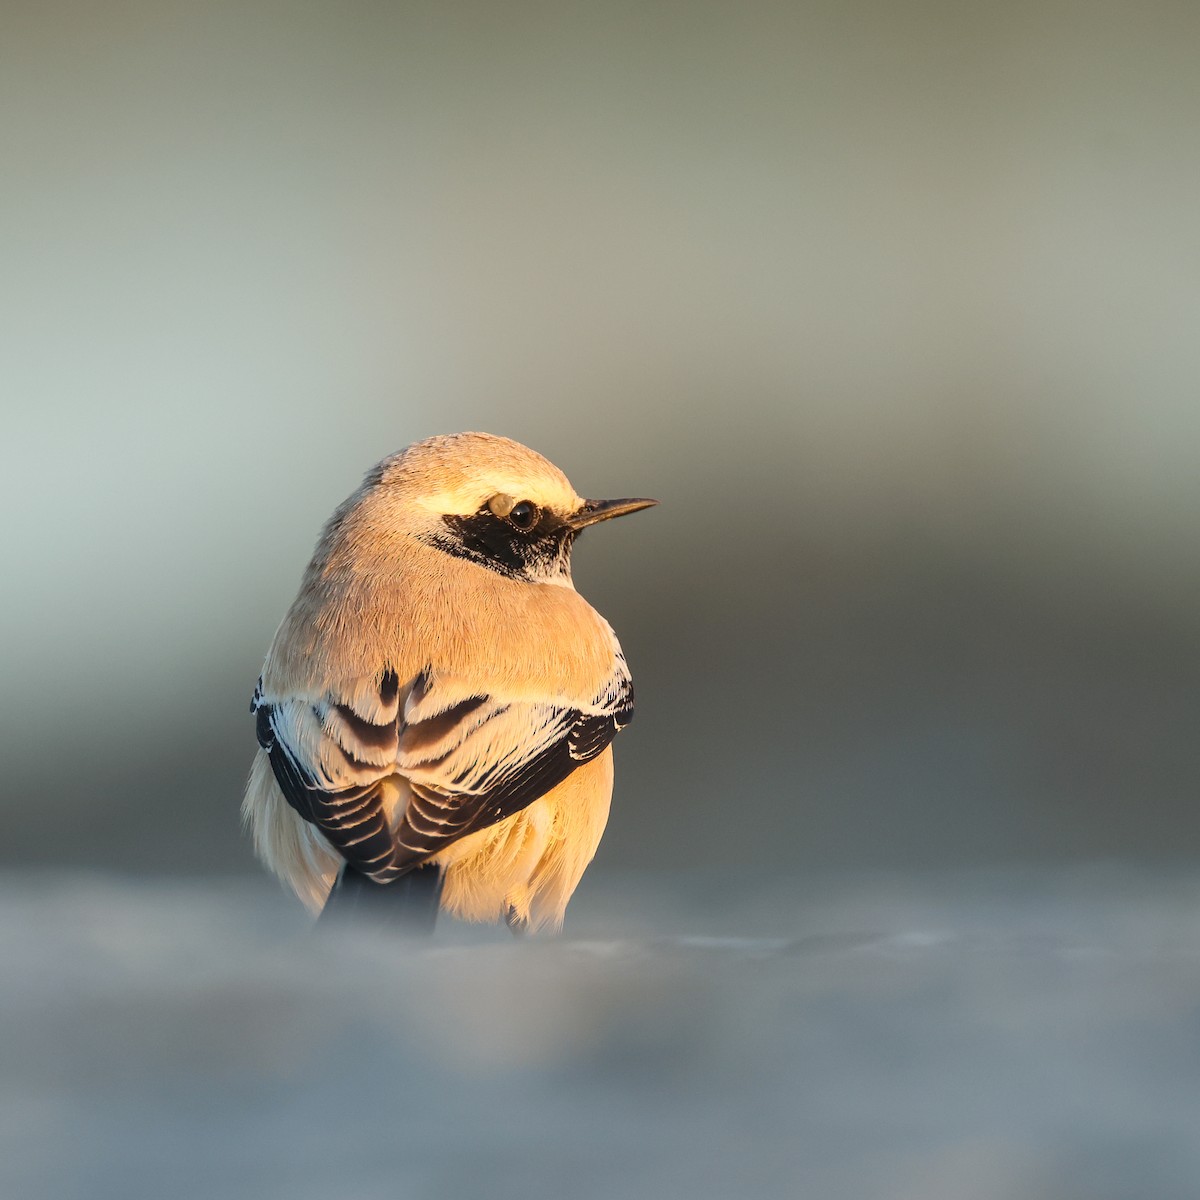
[253,658,632,882]
[391,661,632,866]
[253,669,404,882]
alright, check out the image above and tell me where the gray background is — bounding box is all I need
[4,5,1200,1199]
[3,0,1197,878]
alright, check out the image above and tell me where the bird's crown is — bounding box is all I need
[376,432,582,517]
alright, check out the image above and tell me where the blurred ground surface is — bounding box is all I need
[6,866,1198,1200]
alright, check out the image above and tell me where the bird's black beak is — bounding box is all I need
[567,497,658,530]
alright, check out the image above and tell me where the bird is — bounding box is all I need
[242,432,656,934]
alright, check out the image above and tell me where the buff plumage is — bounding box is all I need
[242,432,654,932]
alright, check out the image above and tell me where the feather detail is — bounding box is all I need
[390,660,632,866]
[249,649,633,890]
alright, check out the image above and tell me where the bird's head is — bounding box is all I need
[370,432,656,584]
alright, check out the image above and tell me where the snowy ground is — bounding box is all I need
[4,866,1199,1200]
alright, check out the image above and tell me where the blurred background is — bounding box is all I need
[3,3,1199,1197]
[3,0,1197,876]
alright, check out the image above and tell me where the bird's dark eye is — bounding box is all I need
[507,500,539,530]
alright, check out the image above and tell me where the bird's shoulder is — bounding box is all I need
[263,546,623,706]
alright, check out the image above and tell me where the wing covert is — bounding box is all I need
[391,663,633,865]
[252,654,634,881]
[252,674,403,880]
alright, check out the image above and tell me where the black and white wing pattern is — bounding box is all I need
[393,660,633,866]
[253,670,404,882]
[253,657,633,882]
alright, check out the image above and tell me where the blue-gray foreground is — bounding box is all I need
[4,867,1199,1200]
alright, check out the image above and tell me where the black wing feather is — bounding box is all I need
[393,703,628,866]
[252,670,633,880]
[253,683,401,878]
